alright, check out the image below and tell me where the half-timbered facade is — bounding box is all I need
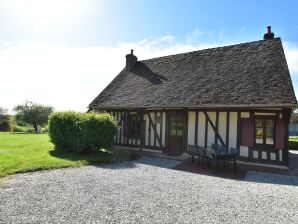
[89,32,297,167]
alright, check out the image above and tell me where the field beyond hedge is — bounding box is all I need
[0,132,135,177]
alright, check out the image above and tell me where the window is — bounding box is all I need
[128,115,142,137]
[170,117,184,136]
[255,119,275,145]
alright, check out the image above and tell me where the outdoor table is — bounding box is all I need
[211,150,230,171]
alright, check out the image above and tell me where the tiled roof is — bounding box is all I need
[89,38,297,109]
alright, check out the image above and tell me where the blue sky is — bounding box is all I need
[0,0,298,111]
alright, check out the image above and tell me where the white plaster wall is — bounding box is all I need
[229,112,238,148]
[253,150,258,158]
[255,112,276,116]
[198,112,205,147]
[144,114,149,146]
[218,112,227,146]
[270,153,276,160]
[188,112,196,145]
[279,149,283,161]
[155,112,161,147]
[150,112,155,146]
[241,112,250,118]
[240,146,249,157]
[207,112,216,147]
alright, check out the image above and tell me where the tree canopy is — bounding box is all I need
[14,102,54,133]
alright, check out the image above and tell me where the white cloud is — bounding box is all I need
[0,37,216,112]
[240,26,246,32]
[284,42,298,75]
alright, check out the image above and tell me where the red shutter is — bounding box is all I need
[275,119,285,150]
[241,118,254,147]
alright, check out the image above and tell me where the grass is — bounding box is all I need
[289,136,298,142]
[0,132,137,177]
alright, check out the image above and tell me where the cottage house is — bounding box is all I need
[89,27,297,167]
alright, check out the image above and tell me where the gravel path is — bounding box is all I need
[1,157,298,224]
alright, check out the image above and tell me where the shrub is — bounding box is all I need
[289,141,298,151]
[48,112,118,153]
[0,115,15,132]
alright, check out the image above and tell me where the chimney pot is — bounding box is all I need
[264,25,274,40]
[126,49,137,71]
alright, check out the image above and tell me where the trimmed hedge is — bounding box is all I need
[48,112,117,153]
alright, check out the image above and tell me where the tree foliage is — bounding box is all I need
[0,107,14,132]
[14,101,54,133]
[290,112,298,123]
[0,107,8,116]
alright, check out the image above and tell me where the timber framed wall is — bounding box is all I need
[188,108,291,165]
[111,110,166,151]
[100,107,290,165]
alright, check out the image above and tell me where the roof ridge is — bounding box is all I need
[140,37,281,62]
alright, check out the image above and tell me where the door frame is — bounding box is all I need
[165,109,188,154]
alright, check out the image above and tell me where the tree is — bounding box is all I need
[14,101,54,133]
[0,107,8,116]
[291,112,298,123]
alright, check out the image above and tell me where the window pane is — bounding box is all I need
[266,120,274,145]
[176,128,183,136]
[255,119,264,144]
[256,135,263,144]
[266,137,274,145]
[170,128,176,136]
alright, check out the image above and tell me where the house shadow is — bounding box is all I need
[174,151,298,186]
[131,62,167,84]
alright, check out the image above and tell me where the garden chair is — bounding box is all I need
[229,147,238,172]
[197,146,205,166]
[188,145,199,163]
[202,147,214,169]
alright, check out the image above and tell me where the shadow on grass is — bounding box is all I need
[10,132,43,135]
[49,148,140,167]
[49,149,111,164]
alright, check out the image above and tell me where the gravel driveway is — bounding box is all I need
[1,157,298,224]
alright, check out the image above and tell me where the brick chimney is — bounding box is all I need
[263,26,275,40]
[125,49,137,71]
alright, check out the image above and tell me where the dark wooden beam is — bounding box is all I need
[204,113,208,148]
[139,109,145,146]
[283,108,291,164]
[119,112,122,144]
[215,111,219,144]
[154,112,157,148]
[148,113,151,146]
[117,112,127,126]
[203,111,226,147]
[183,109,188,151]
[148,112,164,148]
[236,111,241,149]
[194,111,198,146]
[115,112,118,143]
[160,112,163,148]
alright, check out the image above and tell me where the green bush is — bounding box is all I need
[0,115,15,132]
[289,141,298,151]
[48,112,118,153]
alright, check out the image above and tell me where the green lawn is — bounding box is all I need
[0,132,136,177]
[289,136,298,142]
